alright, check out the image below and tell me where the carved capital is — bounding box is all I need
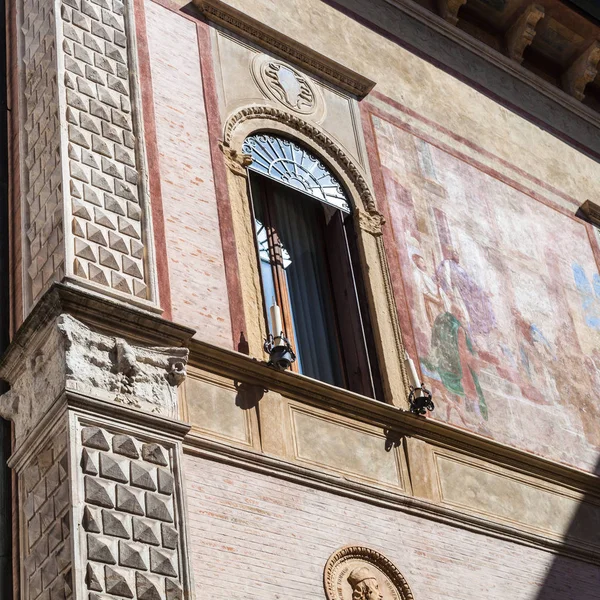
[506,4,545,64]
[0,313,189,443]
[220,142,252,177]
[562,42,600,101]
[356,208,386,236]
[438,0,468,25]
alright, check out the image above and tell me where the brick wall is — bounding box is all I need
[144,1,232,347]
[184,454,600,600]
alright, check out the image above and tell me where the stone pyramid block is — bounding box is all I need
[82,427,110,450]
[145,493,173,523]
[141,444,168,466]
[130,462,156,491]
[99,453,128,483]
[149,548,177,577]
[119,540,148,570]
[81,449,98,475]
[104,566,134,598]
[86,562,103,591]
[165,579,183,600]
[112,435,139,458]
[85,476,114,508]
[135,572,162,600]
[102,509,129,539]
[87,535,116,564]
[160,524,178,550]
[132,518,160,546]
[116,485,144,515]
[83,506,101,533]
[157,470,174,496]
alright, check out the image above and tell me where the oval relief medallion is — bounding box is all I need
[252,55,321,116]
[324,546,414,600]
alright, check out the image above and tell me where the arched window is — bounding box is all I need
[243,133,381,399]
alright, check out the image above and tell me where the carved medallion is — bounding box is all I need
[324,546,414,600]
[252,55,320,115]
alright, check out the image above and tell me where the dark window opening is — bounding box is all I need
[249,172,382,400]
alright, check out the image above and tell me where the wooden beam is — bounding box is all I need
[562,41,600,101]
[437,0,467,25]
[506,4,545,64]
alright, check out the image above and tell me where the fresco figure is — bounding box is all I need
[436,248,496,337]
[423,300,488,421]
[512,309,557,404]
[411,253,449,329]
[572,264,600,330]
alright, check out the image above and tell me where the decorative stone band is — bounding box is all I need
[18,0,156,311]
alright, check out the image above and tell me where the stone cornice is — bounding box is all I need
[0,282,194,381]
[192,0,376,97]
[381,0,600,131]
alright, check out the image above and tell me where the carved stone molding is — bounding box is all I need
[506,4,545,64]
[324,546,414,600]
[193,0,375,97]
[222,105,378,214]
[438,0,468,25]
[0,311,188,443]
[562,41,600,101]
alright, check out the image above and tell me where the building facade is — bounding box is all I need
[1,0,600,598]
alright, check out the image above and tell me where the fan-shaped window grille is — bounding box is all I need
[242,134,351,213]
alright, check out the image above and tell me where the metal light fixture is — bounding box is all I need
[264,302,297,371]
[404,352,434,415]
[264,333,296,371]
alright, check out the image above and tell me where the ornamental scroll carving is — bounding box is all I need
[252,54,320,115]
[324,546,414,600]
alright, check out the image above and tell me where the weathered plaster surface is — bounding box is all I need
[373,114,600,472]
[144,0,233,346]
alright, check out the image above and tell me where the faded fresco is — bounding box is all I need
[373,115,600,471]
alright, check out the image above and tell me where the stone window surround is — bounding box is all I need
[220,105,411,409]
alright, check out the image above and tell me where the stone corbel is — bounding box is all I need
[562,41,600,101]
[506,4,545,64]
[438,0,468,25]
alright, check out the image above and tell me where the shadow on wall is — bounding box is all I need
[535,455,600,600]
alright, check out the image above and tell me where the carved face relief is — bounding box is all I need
[324,547,414,600]
[252,55,319,115]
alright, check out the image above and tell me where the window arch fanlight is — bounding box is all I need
[242,134,351,214]
[244,131,382,400]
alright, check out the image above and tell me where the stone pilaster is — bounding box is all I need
[0,291,194,600]
[17,0,157,312]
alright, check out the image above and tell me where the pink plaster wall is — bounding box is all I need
[144,1,232,347]
[184,455,600,600]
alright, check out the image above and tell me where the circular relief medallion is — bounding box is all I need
[252,55,320,115]
[324,546,414,600]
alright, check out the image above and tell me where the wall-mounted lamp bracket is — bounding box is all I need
[408,384,434,415]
